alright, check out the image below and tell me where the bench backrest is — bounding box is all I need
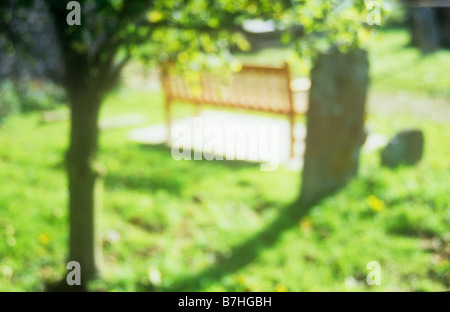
[162,63,294,115]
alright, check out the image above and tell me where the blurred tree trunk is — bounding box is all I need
[66,90,104,284]
[45,1,125,286]
[299,48,369,206]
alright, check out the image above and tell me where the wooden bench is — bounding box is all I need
[161,62,306,157]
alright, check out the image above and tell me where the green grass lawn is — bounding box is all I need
[0,27,449,291]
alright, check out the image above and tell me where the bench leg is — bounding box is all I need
[290,114,295,158]
[194,101,201,117]
[166,99,172,143]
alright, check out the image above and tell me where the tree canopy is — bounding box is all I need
[1,0,390,90]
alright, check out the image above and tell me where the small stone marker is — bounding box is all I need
[381,129,424,168]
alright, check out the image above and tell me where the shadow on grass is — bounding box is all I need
[105,171,186,194]
[104,143,261,194]
[159,197,316,291]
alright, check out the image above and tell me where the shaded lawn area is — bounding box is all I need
[0,85,448,291]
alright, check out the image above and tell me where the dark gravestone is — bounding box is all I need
[381,129,424,168]
[299,48,369,206]
[411,7,439,54]
[437,8,450,47]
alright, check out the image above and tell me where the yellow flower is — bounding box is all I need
[275,284,288,292]
[367,195,385,212]
[300,218,313,232]
[38,233,50,245]
[147,11,163,23]
[236,274,247,285]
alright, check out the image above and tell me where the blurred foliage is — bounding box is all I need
[1,0,395,92]
[0,79,66,125]
[11,79,67,113]
[0,81,20,125]
[137,0,395,71]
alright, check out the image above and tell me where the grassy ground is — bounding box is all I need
[0,28,449,291]
[368,28,450,98]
